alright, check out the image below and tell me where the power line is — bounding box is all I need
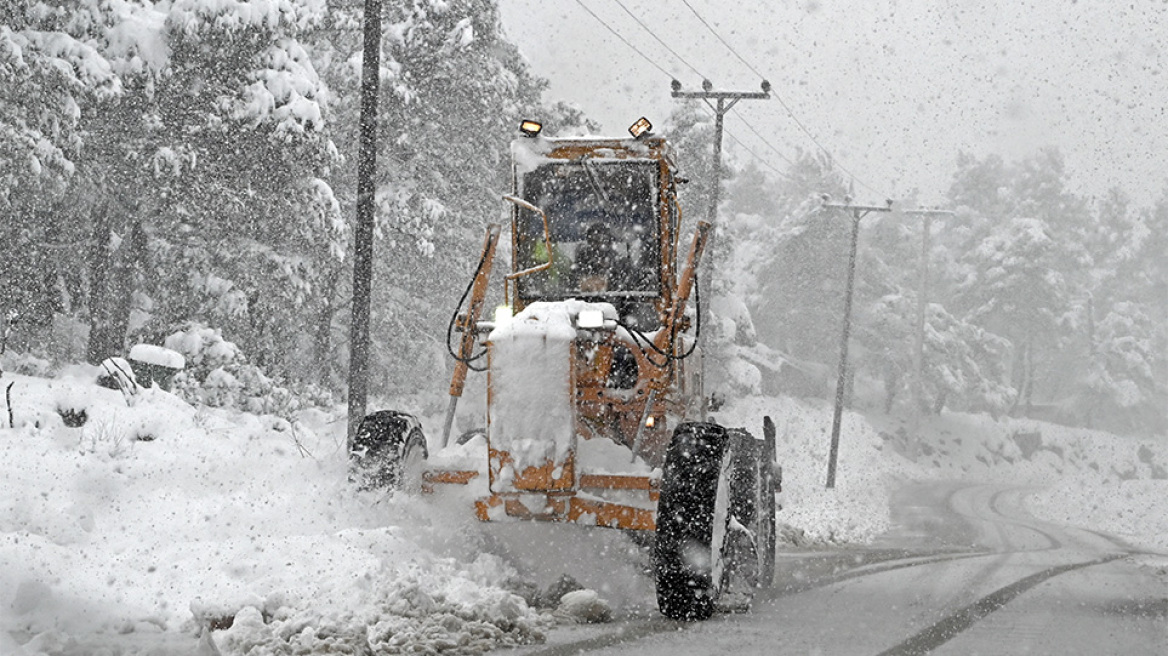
[608,0,706,80]
[678,0,765,79]
[677,0,886,198]
[730,108,795,167]
[568,0,796,178]
[570,0,674,78]
[600,0,797,175]
[723,128,793,180]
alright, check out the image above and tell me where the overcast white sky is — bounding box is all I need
[498,0,1168,208]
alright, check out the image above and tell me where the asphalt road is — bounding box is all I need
[516,481,1168,655]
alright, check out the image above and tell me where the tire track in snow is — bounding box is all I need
[874,554,1126,656]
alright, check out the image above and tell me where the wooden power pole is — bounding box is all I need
[671,79,771,225]
[671,80,769,417]
[822,199,892,489]
[902,208,954,457]
[347,0,382,445]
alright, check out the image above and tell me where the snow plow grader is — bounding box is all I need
[351,119,779,620]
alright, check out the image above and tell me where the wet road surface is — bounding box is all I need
[515,481,1168,655]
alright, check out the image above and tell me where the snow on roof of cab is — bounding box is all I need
[511,134,672,177]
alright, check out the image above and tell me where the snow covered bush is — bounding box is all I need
[54,388,90,428]
[163,323,301,415]
[0,351,54,378]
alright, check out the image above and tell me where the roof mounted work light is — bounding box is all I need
[628,116,652,139]
[519,120,543,137]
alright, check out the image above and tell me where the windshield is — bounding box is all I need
[514,159,660,304]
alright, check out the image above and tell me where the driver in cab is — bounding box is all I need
[575,223,629,293]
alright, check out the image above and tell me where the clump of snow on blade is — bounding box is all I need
[427,431,488,473]
[487,301,613,482]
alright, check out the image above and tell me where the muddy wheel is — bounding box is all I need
[349,410,428,491]
[654,422,765,620]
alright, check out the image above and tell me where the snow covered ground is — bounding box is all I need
[1,364,1165,655]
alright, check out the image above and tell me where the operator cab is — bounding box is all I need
[510,127,679,330]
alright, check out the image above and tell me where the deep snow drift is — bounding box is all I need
[1,364,1165,655]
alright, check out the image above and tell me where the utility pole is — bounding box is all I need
[347,0,382,445]
[823,199,892,489]
[671,80,769,417]
[902,208,954,457]
[671,79,771,225]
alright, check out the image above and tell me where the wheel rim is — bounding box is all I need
[399,437,427,491]
[709,448,734,590]
[758,461,776,583]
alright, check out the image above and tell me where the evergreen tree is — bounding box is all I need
[0,0,121,353]
[315,0,590,395]
[752,151,849,365]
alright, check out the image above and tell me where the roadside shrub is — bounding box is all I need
[0,351,54,377]
[163,323,303,415]
[57,406,88,428]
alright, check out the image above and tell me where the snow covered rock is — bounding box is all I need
[555,589,612,624]
[128,344,186,370]
[128,344,186,390]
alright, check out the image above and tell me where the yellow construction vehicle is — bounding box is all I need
[350,118,779,620]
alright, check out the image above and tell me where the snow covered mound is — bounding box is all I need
[713,395,899,545]
[0,370,552,655]
[554,589,612,624]
[4,365,1163,654]
[867,409,1168,552]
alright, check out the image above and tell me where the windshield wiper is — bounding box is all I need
[582,159,614,213]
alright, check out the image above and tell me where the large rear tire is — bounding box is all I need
[654,422,726,621]
[654,423,767,620]
[349,410,428,491]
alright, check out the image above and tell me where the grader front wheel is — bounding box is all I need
[349,410,429,491]
[653,422,769,620]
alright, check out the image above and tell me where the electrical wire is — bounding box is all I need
[677,0,887,198]
[596,1,797,174]
[678,0,765,80]
[445,239,494,372]
[616,271,701,368]
[570,0,675,78]
[570,0,798,182]
[729,109,796,167]
[607,0,706,80]
[723,128,794,180]
[604,0,799,175]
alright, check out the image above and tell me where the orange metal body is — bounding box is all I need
[447,224,501,399]
[427,135,709,531]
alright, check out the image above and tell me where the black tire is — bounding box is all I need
[653,422,768,619]
[654,421,728,621]
[349,410,429,491]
